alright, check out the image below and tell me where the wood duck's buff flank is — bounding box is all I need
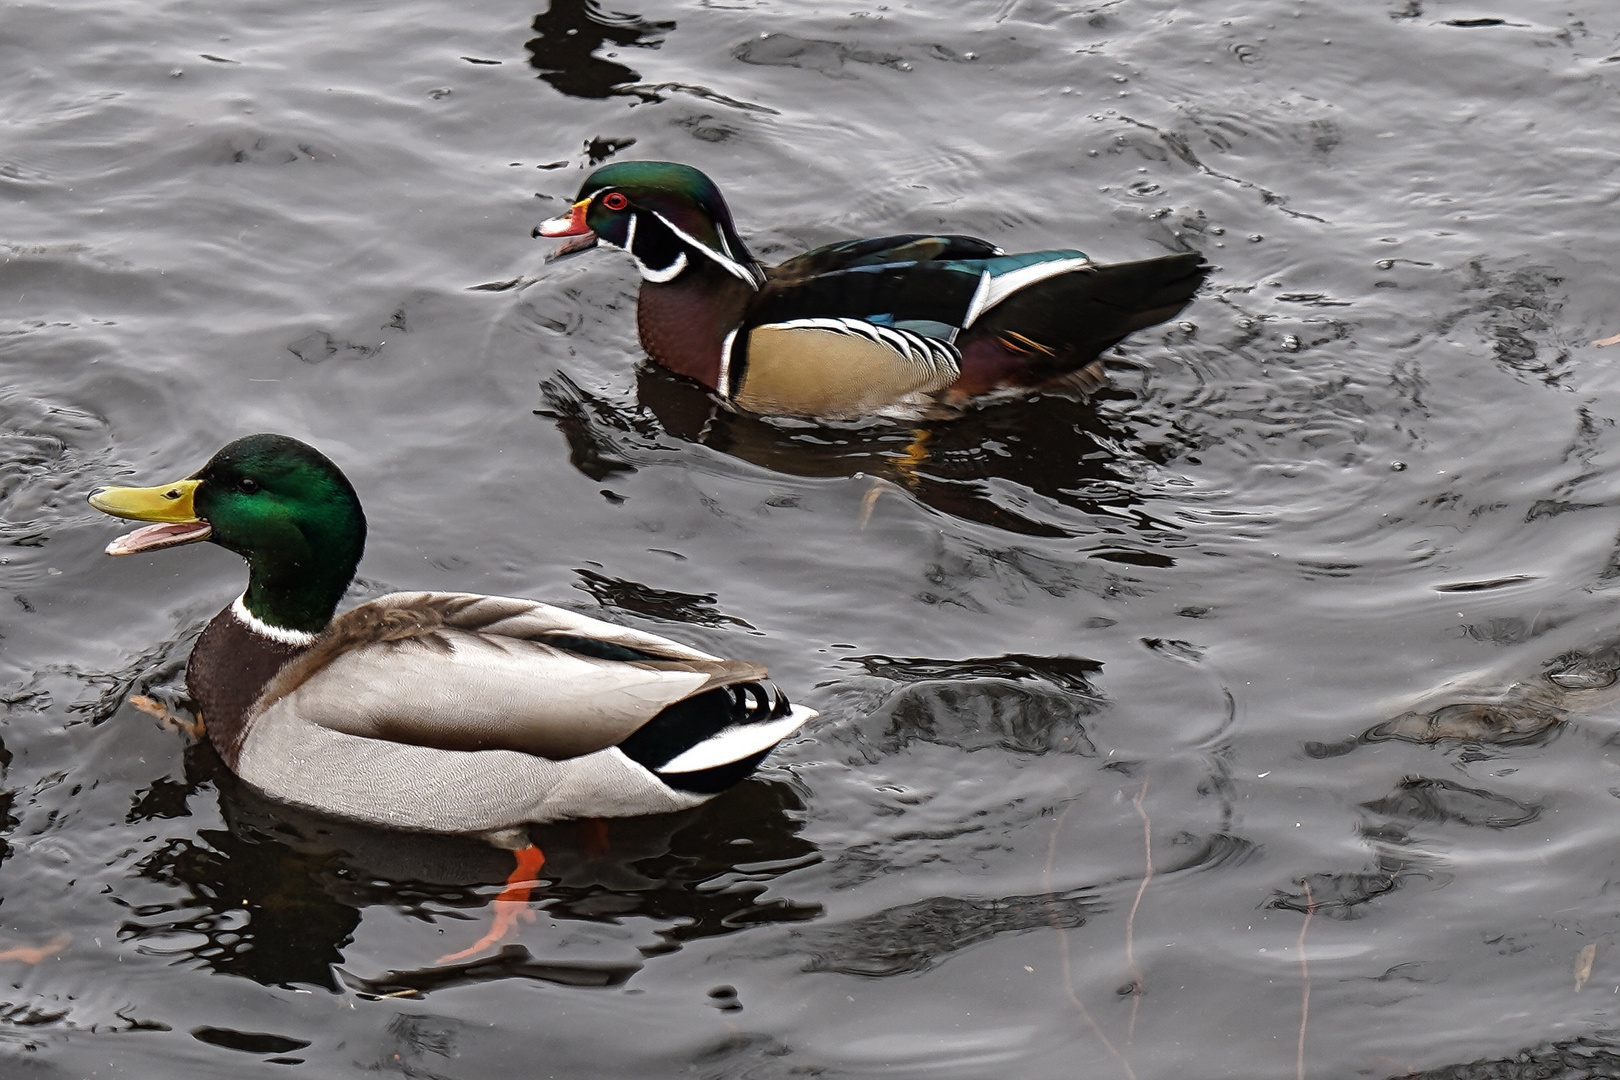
[537,160,1210,419]
[87,434,815,839]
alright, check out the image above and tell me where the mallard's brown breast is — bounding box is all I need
[187,606,312,768]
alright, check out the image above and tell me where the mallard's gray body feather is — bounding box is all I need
[223,591,813,835]
[255,592,762,757]
[237,718,712,834]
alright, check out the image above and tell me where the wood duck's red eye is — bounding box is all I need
[600,192,629,211]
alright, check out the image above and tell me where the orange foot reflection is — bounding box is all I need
[0,932,70,964]
[437,845,547,964]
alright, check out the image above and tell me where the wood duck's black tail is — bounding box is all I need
[964,251,1209,385]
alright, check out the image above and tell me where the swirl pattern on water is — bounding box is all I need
[7,0,1620,1077]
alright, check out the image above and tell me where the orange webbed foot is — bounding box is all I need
[129,695,204,739]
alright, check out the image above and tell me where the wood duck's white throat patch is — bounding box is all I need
[637,249,688,283]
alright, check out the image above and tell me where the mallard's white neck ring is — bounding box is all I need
[232,595,319,647]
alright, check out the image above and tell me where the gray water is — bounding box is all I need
[7,0,1620,1076]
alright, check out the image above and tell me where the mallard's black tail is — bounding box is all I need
[618,682,814,795]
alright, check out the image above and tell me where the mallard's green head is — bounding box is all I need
[535,160,763,289]
[89,434,366,634]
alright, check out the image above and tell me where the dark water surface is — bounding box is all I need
[7,0,1620,1076]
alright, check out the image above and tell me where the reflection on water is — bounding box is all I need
[1310,633,1620,759]
[800,888,1104,978]
[120,741,819,993]
[539,362,1184,541]
[526,0,675,100]
[11,0,1620,1075]
[1361,776,1541,831]
[849,653,1104,758]
[1405,1041,1620,1080]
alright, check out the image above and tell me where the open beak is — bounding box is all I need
[534,198,599,261]
[88,479,212,556]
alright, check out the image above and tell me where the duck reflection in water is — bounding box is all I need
[1308,634,1620,759]
[539,363,1186,545]
[122,740,819,995]
[526,0,674,102]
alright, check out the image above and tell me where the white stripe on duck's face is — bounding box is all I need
[599,205,761,289]
[597,209,691,284]
[648,210,761,289]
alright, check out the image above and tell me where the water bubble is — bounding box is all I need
[1282,334,1301,351]
[1391,461,1407,471]
[1248,234,1263,242]
[1376,259,1394,269]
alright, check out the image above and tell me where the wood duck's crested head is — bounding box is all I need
[89,434,366,635]
[536,161,765,290]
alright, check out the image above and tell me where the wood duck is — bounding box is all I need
[88,434,813,961]
[536,160,1208,419]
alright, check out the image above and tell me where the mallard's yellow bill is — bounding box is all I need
[88,479,212,556]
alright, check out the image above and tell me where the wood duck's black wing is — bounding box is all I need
[767,234,1003,288]
[750,248,1097,338]
[750,260,986,335]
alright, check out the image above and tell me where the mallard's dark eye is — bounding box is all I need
[601,192,629,211]
[237,477,260,495]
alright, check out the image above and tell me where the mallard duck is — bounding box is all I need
[536,160,1208,420]
[88,433,814,961]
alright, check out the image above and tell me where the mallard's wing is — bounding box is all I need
[253,592,768,760]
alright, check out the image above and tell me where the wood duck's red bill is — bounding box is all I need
[535,198,598,260]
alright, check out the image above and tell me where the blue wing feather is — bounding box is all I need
[752,248,1092,336]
